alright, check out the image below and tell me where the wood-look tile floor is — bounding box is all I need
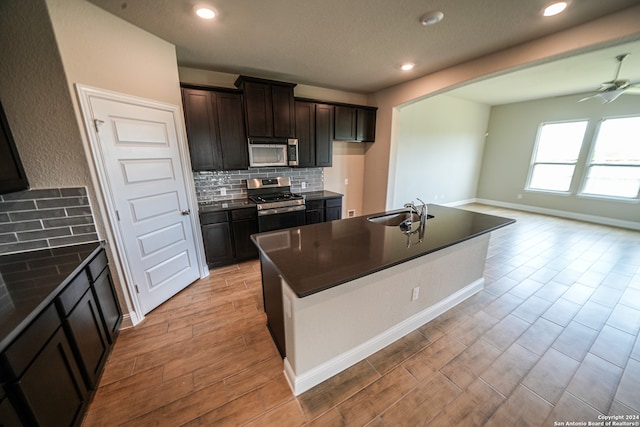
[82,204,640,426]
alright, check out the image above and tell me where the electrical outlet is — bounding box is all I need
[411,286,420,301]
[301,182,307,189]
[220,188,227,196]
[344,178,349,185]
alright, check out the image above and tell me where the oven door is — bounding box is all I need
[258,206,306,232]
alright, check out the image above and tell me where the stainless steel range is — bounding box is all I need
[247,177,306,232]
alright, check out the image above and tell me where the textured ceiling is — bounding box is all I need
[87,0,640,101]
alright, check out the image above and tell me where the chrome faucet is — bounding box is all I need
[404,198,427,225]
[402,198,427,247]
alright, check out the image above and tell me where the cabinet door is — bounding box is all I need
[325,198,342,221]
[0,101,29,195]
[315,104,334,167]
[357,108,376,142]
[294,101,315,167]
[15,328,87,427]
[305,209,324,225]
[216,92,248,170]
[334,106,357,141]
[0,385,23,427]
[64,289,110,389]
[271,85,295,138]
[202,222,234,266]
[243,82,273,138]
[182,88,222,170]
[232,218,259,260]
[92,270,122,344]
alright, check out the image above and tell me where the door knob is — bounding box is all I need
[181,209,191,216]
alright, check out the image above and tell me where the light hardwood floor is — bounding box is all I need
[82,204,640,426]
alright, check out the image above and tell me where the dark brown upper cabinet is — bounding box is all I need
[234,76,296,139]
[294,101,334,167]
[0,100,29,194]
[334,105,377,142]
[181,86,248,171]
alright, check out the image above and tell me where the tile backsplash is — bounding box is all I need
[0,187,98,255]
[193,167,324,203]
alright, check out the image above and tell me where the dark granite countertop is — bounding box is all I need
[301,190,343,200]
[198,198,255,213]
[251,205,514,298]
[0,242,103,352]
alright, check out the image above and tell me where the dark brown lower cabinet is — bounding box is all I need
[14,328,88,427]
[92,269,121,344]
[0,246,121,427]
[1,384,23,427]
[62,288,110,389]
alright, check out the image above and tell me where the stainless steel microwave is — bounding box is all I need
[248,138,298,167]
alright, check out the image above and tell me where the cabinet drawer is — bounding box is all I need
[58,271,91,316]
[231,208,256,221]
[88,250,108,282]
[326,198,342,208]
[2,304,61,379]
[200,211,229,225]
[306,199,324,210]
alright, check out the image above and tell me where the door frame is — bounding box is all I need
[75,84,208,325]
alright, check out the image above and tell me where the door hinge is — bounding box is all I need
[134,284,140,293]
[115,210,120,221]
[93,118,104,132]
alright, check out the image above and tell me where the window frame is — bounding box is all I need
[525,119,589,194]
[577,115,640,201]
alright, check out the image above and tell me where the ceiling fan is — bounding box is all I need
[579,53,640,103]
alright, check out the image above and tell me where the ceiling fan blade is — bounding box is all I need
[578,88,627,103]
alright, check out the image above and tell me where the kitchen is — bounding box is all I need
[1,0,640,425]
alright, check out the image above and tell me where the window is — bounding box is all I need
[527,121,588,192]
[581,116,640,199]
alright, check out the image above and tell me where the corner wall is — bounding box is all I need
[392,95,490,209]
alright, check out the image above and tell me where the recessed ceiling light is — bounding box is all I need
[419,11,444,26]
[195,6,216,19]
[401,63,415,71]
[543,2,568,17]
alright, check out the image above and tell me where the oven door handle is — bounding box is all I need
[257,205,307,216]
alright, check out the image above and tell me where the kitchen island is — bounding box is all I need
[252,204,514,395]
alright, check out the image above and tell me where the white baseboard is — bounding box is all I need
[283,278,484,396]
[475,198,640,231]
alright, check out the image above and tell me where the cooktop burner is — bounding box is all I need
[249,192,303,204]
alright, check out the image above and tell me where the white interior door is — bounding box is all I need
[80,89,202,315]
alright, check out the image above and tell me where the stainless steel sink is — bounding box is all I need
[367,210,433,226]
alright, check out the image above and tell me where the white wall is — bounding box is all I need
[391,95,490,209]
[477,92,640,226]
[368,6,640,215]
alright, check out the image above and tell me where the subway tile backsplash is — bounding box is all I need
[193,167,324,203]
[0,187,99,255]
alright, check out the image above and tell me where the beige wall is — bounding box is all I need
[367,5,640,215]
[392,95,490,209]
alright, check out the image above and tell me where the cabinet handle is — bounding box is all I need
[181,209,191,216]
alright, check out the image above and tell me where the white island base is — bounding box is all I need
[281,233,490,395]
